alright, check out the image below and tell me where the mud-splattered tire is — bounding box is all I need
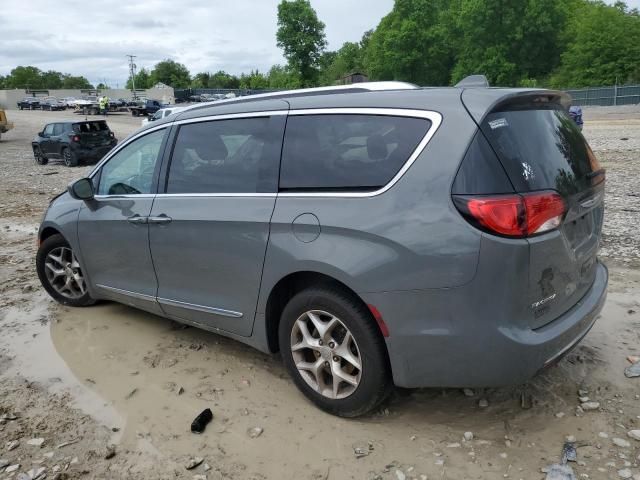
[62,148,78,167]
[36,234,95,307]
[33,147,48,165]
[279,286,392,417]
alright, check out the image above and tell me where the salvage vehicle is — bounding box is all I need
[141,106,186,126]
[17,97,41,110]
[129,99,165,116]
[73,96,101,115]
[32,120,117,167]
[61,97,77,108]
[40,97,67,111]
[35,81,608,417]
[0,109,14,141]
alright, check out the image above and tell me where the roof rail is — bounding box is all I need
[455,75,490,88]
[180,81,417,112]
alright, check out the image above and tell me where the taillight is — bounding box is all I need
[453,191,566,238]
[71,135,80,142]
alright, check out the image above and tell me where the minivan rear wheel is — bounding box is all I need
[36,234,95,307]
[279,287,392,417]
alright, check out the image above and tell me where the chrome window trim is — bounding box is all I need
[90,108,441,199]
[279,108,442,198]
[154,193,277,198]
[157,297,243,318]
[174,110,288,126]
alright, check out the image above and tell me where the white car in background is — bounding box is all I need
[61,97,77,108]
[141,106,187,126]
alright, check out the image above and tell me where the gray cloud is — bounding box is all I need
[0,0,393,86]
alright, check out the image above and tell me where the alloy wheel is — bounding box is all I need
[290,310,362,399]
[63,150,73,166]
[44,247,86,299]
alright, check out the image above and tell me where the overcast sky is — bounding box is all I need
[1,0,638,87]
[0,0,393,87]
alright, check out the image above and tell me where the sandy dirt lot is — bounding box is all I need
[0,107,639,480]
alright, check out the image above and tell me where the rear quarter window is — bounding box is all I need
[481,108,598,196]
[280,114,431,191]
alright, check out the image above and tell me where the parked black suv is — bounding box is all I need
[32,121,118,166]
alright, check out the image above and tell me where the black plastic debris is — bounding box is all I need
[191,408,213,434]
[561,442,577,463]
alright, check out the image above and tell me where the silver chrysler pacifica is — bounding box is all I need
[36,81,608,416]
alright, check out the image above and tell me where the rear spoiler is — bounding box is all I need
[461,89,572,124]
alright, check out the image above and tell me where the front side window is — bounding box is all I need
[166,116,281,194]
[97,129,166,195]
[43,124,54,136]
[53,124,64,136]
[280,114,431,191]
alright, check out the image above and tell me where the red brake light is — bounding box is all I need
[71,135,80,142]
[454,191,566,238]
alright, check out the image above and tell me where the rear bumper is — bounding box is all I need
[364,262,608,388]
[69,142,116,162]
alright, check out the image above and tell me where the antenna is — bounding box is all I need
[126,54,137,99]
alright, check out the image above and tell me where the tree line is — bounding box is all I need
[0,66,93,90]
[124,0,640,90]
[2,0,639,92]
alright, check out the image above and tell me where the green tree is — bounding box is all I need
[276,0,327,86]
[364,0,455,86]
[550,1,640,87]
[61,75,93,89]
[191,72,210,88]
[5,66,44,89]
[319,41,366,85]
[149,60,191,88]
[239,70,269,90]
[0,75,5,89]
[451,0,567,86]
[267,65,301,89]
[208,70,240,89]
[126,67,152,90]
[96,82,109,90]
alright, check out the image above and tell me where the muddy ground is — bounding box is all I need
[0,107,638,480]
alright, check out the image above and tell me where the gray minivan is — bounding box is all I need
[36,82,608,417]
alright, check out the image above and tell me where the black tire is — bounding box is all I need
[36,234,95,307]
[279,286,392,417]
[132,110,139,117]
[62,148,78,167]
[33,146,48,165]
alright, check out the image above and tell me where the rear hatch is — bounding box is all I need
[459,92,605,329]
[73,121,113,147]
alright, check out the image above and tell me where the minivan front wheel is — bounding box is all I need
[279,287,392,417]
[36,234,95,307]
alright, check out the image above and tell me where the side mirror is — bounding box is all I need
[68,178,95,200]
[39,131,45,137]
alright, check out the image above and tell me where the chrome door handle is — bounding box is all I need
[148,215,172,224]
[127,215,147,224]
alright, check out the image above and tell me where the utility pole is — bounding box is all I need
[126,54,137,99]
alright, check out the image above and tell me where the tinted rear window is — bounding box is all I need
[481,108,598,196]
[280,114,430,191]
[73,122,109,133]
